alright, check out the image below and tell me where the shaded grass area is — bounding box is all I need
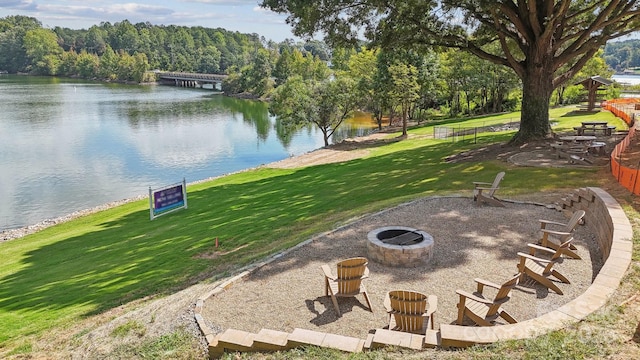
[0,106,629,357]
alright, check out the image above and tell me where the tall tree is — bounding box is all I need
[23,28,63,74]
[388,63,420,136]
[261,0,640,144]
[270,76,357,146]
[0,15,42,73]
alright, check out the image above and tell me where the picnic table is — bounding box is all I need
[574,121,615,136]
[552,136,599,165]
[558,135,597,143]
[559,135,606,154]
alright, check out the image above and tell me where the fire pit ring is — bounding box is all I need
[367,226,434,267]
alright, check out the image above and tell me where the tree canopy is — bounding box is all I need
[261,0,640,143]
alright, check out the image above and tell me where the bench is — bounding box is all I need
[550,142,591,164]
[574,124,616,136]
[588,141,607,156]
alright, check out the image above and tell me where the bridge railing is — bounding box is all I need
[158,72,227,80]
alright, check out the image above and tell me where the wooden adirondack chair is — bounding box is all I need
[384,290,437,333]
[517,243,571,295]
[538,210,585,260]
[321,257,373,316]
[456,274,519,326]
[473,171,506,207]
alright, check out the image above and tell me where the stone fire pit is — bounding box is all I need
[366,226,434,267]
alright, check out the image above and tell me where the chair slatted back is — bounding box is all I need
[487,172,505,197]
[336,257,367,295]
[486,274,519,316]
[388,290,428,333]
[565,210,586,232]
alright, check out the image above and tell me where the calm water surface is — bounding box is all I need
[612,74,640,85]
[0,75,376,231]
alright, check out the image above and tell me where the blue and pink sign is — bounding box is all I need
[149,179,188,219]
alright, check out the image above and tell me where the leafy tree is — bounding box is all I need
[23,28,63,74]
[388,63,420,136]
[109,20,140,53]
[131,52,150,82]
[330,47,355,72]
[246,48,274,97]
[0,16,42,73]
[99,45,119,80]
[303,40,330,61]
[221,68,245,94]
[197,45,222,73]
[273,47,294,85]
[261,0,640,144]
[58,50,78,76]
[270,76,357,146]
[345,47,378,123]
[76,51,99,78]
[85,26,107,55]
[604,39,640,72]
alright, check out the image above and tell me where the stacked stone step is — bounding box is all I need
[368,328,441,350]
[209,327,367,358]
[555,188,594,215]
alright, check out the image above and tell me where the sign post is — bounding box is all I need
[149,178,188,220]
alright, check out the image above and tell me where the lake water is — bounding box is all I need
[612,74,640,85]
[0,75,376,231]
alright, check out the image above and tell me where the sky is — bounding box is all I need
[0,0,298,42]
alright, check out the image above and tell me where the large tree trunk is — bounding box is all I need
[510,64,554,145]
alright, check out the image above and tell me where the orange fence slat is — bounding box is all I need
[606,98,639,195]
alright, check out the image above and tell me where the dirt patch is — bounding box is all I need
[266,132,401,169]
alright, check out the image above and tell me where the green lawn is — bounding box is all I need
[0,106,623,355]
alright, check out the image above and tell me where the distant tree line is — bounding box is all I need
[604,39,640,73]
[0,15,266,82]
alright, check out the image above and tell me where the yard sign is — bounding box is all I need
[149,178,188,220]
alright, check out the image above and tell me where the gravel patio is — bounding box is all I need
[201,196,602,340]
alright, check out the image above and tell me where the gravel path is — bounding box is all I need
[202,196,602,339]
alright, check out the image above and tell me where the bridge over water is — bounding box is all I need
[158,72,227,90]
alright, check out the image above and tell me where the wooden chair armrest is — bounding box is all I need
[362,267,370,279]
[321,264,336,280]
[540,229,571,237]
[538,219,567,227]
[517,252,553,264]
[456,289,493,304]
[474,186,498,191]
[383,292,391,313]
[474,278,501,290]
[427,294,438,315]
[527,243,557,254]
[473,181,492,186]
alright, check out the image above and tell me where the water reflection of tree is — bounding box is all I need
[217,97,271,141]
[122,92,374,149]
